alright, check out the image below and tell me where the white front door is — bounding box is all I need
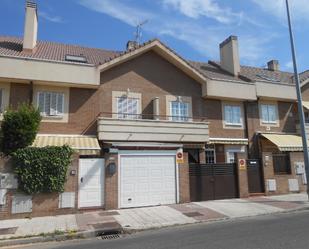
[78,158,104,208]
[120,153,177,208]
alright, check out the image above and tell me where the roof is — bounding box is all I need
[0,36,119,65]
[32,135,101,155]
[0,35,296,85]
[190,60,294,84]
[300,70,309,84]
[261,133,305,152]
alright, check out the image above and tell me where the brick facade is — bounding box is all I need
[0,154,79,219]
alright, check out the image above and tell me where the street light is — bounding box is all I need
[285,0,309,199]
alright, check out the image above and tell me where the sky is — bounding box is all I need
[0,0,308,72]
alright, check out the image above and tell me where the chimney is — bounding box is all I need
[23,1,38,52]
[219,35,240,76]
[267,60,280,71]
[126,40,138,50]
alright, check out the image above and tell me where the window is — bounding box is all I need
[205,145,216,164]
[170,101,189,121]
[261,104,277,124]
[273,153,291,174]
[37,92,64,117]
[117,96,139,119]
[225,146,245,163]
[224,105,242,126]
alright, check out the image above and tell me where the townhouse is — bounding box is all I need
[0,2,306,219]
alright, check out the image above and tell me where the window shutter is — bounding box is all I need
[268,105,276,122]
[225,106,232,123]
[50,92,57,116]
[38,92,45,115]
[44,92,51,116]
[233,106,241,124]
[261,105,269,122]
[56,93,64,115]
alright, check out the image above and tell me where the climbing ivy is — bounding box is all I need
[13,145,74,194]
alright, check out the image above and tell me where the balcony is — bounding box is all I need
[97,113,209,143]
[255,81,297,101]
[202,79,257,100]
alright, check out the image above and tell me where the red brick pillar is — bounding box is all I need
[104,153,118,210]
[179,152,190,203]
[235,152,249,198]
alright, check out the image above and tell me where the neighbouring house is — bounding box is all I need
[0,1,307,219]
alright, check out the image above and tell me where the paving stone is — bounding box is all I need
[249,197,304,210]
[195,199,283,218]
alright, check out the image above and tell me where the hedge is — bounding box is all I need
[1,104,41,155]
[13,145,74,194]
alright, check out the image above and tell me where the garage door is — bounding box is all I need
[120,154,177,208]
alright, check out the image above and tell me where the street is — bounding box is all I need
[13,210,309,249]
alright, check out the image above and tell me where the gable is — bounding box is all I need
[100,50,202,95]
[98,40,206,85]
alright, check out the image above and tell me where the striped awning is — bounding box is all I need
[261,133,305,152]
[209,138,248,145]
[32,135,101,155]
[303,101,309,110]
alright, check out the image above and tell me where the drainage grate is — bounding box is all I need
[100,233,121,240]
[183,212,204,217]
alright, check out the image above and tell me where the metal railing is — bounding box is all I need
[98,112,208,122]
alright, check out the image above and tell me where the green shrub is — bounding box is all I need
[13,145,74,194]
[1,104,41,155]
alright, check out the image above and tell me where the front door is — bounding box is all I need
[247,159,264,193]
[78,158,104,208]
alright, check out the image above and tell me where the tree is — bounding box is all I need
[1,104,41,155]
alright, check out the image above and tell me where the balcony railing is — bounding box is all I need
[97,112,209,143]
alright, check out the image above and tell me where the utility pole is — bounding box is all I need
[285,0,309,199]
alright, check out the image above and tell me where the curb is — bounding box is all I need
[0,226,123,248]
[0,206,308,247]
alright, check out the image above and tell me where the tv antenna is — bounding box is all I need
[134,20,148,44]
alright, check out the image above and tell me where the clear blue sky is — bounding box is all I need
[1,0,308,72]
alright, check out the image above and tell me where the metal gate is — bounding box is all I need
[247,159,264,194]
[189,163,238,202]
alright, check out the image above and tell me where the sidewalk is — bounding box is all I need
[0,193,308,245]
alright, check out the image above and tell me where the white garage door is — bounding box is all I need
[78,158,104,208]
[120,154,177,208]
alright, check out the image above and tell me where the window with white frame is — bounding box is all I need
[224,105,242,126]
[261,104,277,124]
[205,145,216,164]
[117,96,139,119]
[170,101,189,121]
[37,91,64,117]
[226,146,245,163]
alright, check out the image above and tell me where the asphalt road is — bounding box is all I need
[13,210,309,249]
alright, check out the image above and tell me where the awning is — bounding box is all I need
[209,138,248,145]
[32,135,101,155]
[261,133,304,152]
[303,101,309,110]
[110,142,183,148]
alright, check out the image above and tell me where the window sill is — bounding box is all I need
[42,115,64,119]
